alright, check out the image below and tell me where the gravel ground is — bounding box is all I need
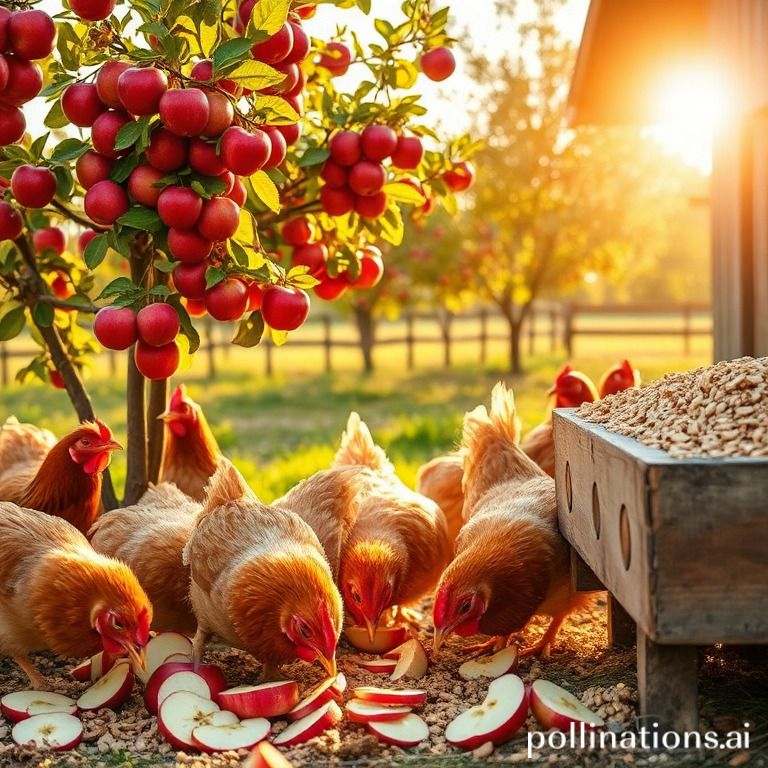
[1,597,766,768]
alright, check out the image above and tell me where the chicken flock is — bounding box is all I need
[0,363,639,692]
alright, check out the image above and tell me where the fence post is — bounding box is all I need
[323,316,332,373]
[562,304,575,358]
[205,318,216,380]
[265,337,273,377]
[0,343,8,387]
[682,305,691,355]
[406,313,414,370]
[549,307,557,352]
[479,309,488,365]
[528,305,536,356]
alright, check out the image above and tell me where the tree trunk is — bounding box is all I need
[353,305,376,373]
[437,308,453,368]
[147,379,167,485]
[507,315,524,375]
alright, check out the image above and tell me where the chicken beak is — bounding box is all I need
[123,643,147,673]
[105,440,123,452]
[318,652,337,677]
[157,410,174,422]
[364,616,380,645]
[432,628,447,656]
[546,384,557,397]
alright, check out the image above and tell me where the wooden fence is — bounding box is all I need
[0,302,712,384]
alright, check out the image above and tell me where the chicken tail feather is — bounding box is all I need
[201,458,255,516]
[333,412,393,472]
[0,416,57,469]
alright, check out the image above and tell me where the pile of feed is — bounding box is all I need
[579,356,767,458]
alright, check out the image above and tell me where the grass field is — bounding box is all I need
[0,313,712,502]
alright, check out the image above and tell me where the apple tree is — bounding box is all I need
[0,0,475,505]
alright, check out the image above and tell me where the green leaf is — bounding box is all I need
[233,207,256,247]
[154,258,179,273]
[51,138,90,163]
[212,38,256,74]
[232,310,264,347]
[117,206,163,231]
[53,166,73,199]
[39,76,75,99]
[44,100,69,129]
[190,175,227,198]
[377,202,404,246]
[113,120,145,152]
[226,59,284,90]
[98,277,139,300]
[149,285,170,297]
[0,306,26,341]
[29,133,49,161]
[32,302,54,327]
[138,20,169,38]
[249,170,280,213]
[110,154,141,184]
[250,95,299,125]
[374,18,394,40]
[83,235,108,269]
[205,266,226,288]
[247,0,290,35]
[297,147,330,167]
[167,293,200,353]
[383,181,426,205]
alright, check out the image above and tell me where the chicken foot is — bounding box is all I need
[461,635,510,656]
[191,627,211,669]
[391,605,423,631]
[14,656,49,690]
[519,614,567,659]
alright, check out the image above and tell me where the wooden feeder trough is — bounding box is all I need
[553,409,768,731]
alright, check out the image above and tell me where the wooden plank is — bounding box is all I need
[607,594,636,649]
[637,629,699,731]
[570,549,605,592]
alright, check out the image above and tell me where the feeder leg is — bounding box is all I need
[608,593,636,648]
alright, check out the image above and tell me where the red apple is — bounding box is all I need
[76,151,114,190]
[349,160,385,196]
[127,164,165,207]
[1,691,77,723]
[8,10,56,61]
[93,306,138,350]
[390,638,428,682]
[92,110,133,158]
[227,177,247,207]
[12,714,82,751]
[367,713,428,747]
[220,126,270,176]
[445,674,529,749]
[146,127,188,171]
[529,679,605,731]
[345,698,410,723]
[141,633,194,681]
[344,624,407,653]
[276,122,300,146]
[246,741,293,768]
[70,650,116,682]
[353,687,426,707]
[246,281,266,311]
[51,271,74,300]
[263,127,287,169]
[0,53,10,93]
[281,218,312,246]
[320,159,347,188]
[391,135,423,169]
[0,200,22,240]
[357,659,397,675]
[78,230,98,255]
[217,681,299,719]
[192,717,271,754]
[360,125,397,162]
[0,104,25,145]
[33,227,66,255]
[354,191,387,219]
[0,56,42,106]
[167,228,213,264]
[286,678,341,723]
[285,21,310,64]
[134,340,180,379]
[314,272,347,301]
[261,286,309,330]
[190,59,239,95]
[217,170,235,195]
[320,185,354,216]
[173,262,208,299]
[329,130,361,166]
[352,247,384,289]
[443,161,475,191]
[0,7,10,50]
[158,186,202,229]
[251,23,293,64]
[318,41,351,75]
[136,303,179,346]
[11,164,57,209]
[204,277,248,321]
[291,243,326,276]
[420,46,456,81]
[159,88,210,137]
[145,661,227,715]
[117,66,168,115]
[202,90,234,138]
[458,645,519,681]
[197,196,240,241]
[61,83,106,127]
[76,661,135,712]
[184,298,206,316]
[157,691,235,751]
[85,179,129,225]
[95,61,132,109]
[70,0,117,21]
[271,700,342,747]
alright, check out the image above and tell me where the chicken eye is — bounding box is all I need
[352,592,362,604]
[111,616,124,630]
[459,600,471,614]
[299,625,311,639]
[81,439,91,447]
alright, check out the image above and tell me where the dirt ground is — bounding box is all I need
[1,597,766,768]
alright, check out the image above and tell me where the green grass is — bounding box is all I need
[0,321,711,501]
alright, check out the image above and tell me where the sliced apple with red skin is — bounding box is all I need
[1,691,77,722]
[330,673,346,697]
[162,652,192,664]
[286,678,341,722]
[217,681,299,719]
[383,640,413,660]
[458,645,519,681]
[158,691,236,750]
[70,650,116,682]
[12,713,83,750]
[77,661,135,712]
[529,679,604,731]
[192,716,271,753]
[367,713,429,747]
[344,625,407,654]
[445,674,529,749]
[145,662,227,715]
[390,638,428,681]
[345,698,412,724]
[271,700,342,747]
[353,687,427,707]
[358,658,397,675]
[137,632,193,683]
[246,741,294,768]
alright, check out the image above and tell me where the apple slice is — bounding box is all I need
[138,632,193,683]
[286,678,340,722]
[344,625,408,654]
[158,671,212,709]
[331,673,346,696]
[77,661,135,712]
[162,652,194,664]
[272,700,342,747]
[246,741,294,768]
[458,645,519,681]
[389,639,428,681]
[530,679,604,731]
[383,640,412,660]
[217,681,299,719]
[367,713,428,747]
[445,673,529,749]
[192,716,271,753]
[12,713,83,750]
[1,692,77,723]
[358,659,397,674]
[70,650,116,683]
[353,687,427,707]
[145,661,227,715]
[158,690,231,750]
[345,699,412,723]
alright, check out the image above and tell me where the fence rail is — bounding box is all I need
[0,302,712,384]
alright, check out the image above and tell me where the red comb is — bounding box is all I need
[169,384,186,412]
[96,420,112,441]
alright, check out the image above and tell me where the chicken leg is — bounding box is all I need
[519,614,567,659]
[462,635,510,656]
[15,656,49,690]
[191,627,210,669]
